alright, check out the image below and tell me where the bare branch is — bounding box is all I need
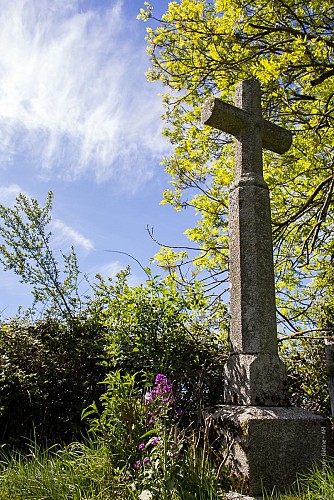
[278,328,333,342]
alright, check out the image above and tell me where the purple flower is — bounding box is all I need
[145,390,156,404]
[155,374,168,385]
[155,374,172,394]
[138,443,145,450]
[143,457,150,464]
[176,408,183,415]
[145,375,174,407]
[133,460,141,469]
[172,449,185,458]
[150,437,159,446]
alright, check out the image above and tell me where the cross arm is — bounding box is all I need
[202,97,292,155]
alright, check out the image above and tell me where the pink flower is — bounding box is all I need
[133,460,141,469]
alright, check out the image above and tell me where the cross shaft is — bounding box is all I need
[202,79,292,406]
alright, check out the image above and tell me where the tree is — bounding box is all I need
[0,191,231,444]
[0,192,83,321]
[139,0,334,336]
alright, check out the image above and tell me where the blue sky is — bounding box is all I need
[0,0,196,317]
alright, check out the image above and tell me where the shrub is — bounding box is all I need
[280,338,331,416]
[91,270,228,419]
[0,315,106,447]
[0,269,228,447]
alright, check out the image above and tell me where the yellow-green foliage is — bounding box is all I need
[139,0,334,334]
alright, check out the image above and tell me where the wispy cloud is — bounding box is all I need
[52,218,94,252]
[0,183,25,205]
[97,260,124,278]
[93,259,143,286]
[0,0,166,191]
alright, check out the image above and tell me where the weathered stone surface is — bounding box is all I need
[201,99,292,158]
[212,406,328,497]
[204,79,290,405]
[224,354,288,406]
[225,166,290,405]
[228,177,278,356]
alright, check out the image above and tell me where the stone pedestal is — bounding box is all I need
[211,406,329,497]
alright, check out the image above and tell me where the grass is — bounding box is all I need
[0,438,132,499]
[263,460,334,499]
[228,461,334,500]
[0,436,226,500]
[1,437,334,499]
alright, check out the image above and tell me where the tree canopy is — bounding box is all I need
[139,0,334,336]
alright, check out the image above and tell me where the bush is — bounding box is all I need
[280,337,331,416]
[0,315,106,447]
[0,269,229,447]
[91,270,228,419]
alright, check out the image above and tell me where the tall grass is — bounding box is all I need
[264,460,334,499]
[0,438,132,500]
[0,436,225,500]
[1,439,334,500]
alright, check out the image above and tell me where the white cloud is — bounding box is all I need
[93,259,144,287]
[52,218,94,252]
[97,260,124,278]
[0,0,167,191]
[0,183,25,205]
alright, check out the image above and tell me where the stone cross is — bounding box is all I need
[202,78,292,406]
[202,79,327,498]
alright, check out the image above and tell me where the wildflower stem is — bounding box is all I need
[163,414,168,500]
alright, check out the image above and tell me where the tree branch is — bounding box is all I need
[273,175,334,231]
[278,328,333,342]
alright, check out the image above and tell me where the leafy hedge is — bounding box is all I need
[0,271,228,447]
[0,316,106,446]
